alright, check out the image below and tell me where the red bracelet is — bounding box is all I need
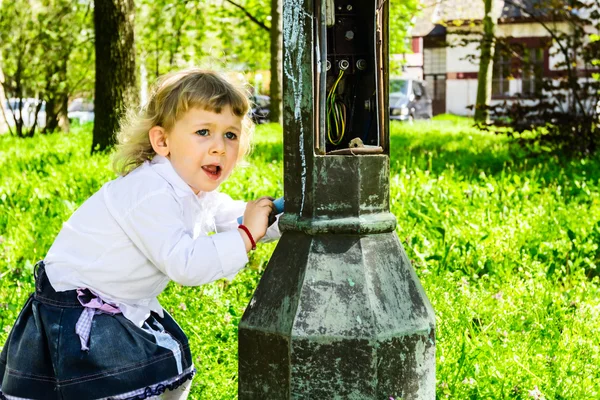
[238,224,256,250]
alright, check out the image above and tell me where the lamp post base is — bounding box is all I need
[239,231,436,399]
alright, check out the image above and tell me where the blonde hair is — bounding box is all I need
[112,68,254,176]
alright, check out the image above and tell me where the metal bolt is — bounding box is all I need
[356,59,367,70]
[345,30,355,41]
[347,5,353,11]
[339,59,350,71]
[326,60,331,71]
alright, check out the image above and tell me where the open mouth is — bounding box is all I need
[201,164,222,180]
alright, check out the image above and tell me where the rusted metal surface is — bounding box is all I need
[238,0,436,398]
[239,234,436,399]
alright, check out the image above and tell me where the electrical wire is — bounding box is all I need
[327,69,347,146]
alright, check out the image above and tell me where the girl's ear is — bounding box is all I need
[149,126,169,157]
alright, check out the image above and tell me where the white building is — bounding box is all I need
[409,0,593,116]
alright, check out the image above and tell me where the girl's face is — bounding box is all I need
[163,106,243,194]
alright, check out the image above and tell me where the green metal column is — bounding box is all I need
[238,1,436,398]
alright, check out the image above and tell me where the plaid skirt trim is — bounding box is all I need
[1,366,194,400]
[100,366,195,400]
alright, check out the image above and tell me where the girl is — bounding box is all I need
[0,69,280,399]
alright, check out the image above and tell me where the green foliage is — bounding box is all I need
[216,0,271,72]
[389,0,420,55]
[0,0,94,136]
[1,119,599,398]
[136,0,271,84]
[136,0,208,80]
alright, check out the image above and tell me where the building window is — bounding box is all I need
[424,47,446,75]
[492,53,511,97]
[493,45,546,98]
[521,47,544,96]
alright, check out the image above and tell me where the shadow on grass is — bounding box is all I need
[390,119,600,184]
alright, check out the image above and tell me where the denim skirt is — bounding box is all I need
[0,263,195,400]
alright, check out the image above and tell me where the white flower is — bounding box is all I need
[462,377,476,386]
[528,386,545,399]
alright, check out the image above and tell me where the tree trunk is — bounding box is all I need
[44,92,70,134]
[92,0,138,153]
[44,97,59,133]
[474,0,496,124]
[44,60,69,134]
[269,0,282,124]
[14,53,25,138]
[0,59,8,134]
[58,92,70,133]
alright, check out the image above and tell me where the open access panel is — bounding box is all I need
[315,0,388,155]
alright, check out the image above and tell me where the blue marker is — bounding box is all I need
[238,197,284,225]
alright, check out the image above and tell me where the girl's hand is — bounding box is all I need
[239,196,274,251]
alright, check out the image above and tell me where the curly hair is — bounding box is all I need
[112,68,254,176]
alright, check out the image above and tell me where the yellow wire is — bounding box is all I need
[327,69,346,145]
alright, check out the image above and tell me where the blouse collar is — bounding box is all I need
[149,155,210,200]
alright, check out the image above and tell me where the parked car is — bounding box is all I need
[68,98,94,124]
[2,98,46,128]
[249,94,270,124]
[389,78,433,121]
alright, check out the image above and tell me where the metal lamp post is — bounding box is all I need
[239,0,436,398]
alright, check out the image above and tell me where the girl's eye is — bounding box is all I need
[225,132,238,140]
[195,129,209,136]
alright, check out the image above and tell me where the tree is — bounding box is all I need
[390,0,421,55]
[0,0,94,137]
[474,0,498,123]
[0,61,7,133]
[269,0,282,123]
[0,0,47,137]
[220,0,278,120]
[136,0,207,83]
[38,0,94,134]
[93,0,138,153]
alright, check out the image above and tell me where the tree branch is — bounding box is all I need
[224,0,271,32]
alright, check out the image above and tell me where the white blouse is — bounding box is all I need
[44,155,280,327]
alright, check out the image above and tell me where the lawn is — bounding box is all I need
[1,117,599,399]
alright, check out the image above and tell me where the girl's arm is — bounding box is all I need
[214,193,282,242]
[107,190,249,286]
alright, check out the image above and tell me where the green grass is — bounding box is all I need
[1,117,599,399]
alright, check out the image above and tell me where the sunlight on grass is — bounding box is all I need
[1,119,599,399]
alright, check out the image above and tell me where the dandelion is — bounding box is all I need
[462,377,476,385]
[528,386,545,399]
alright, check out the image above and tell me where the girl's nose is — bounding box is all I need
[210,135,226,155]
